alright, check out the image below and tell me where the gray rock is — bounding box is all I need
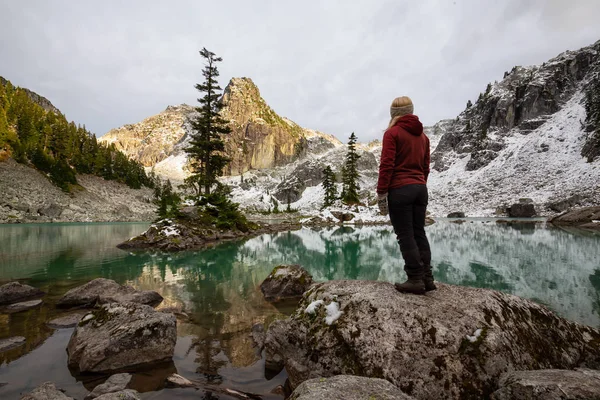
[492,369,600,400]
[0,336,26,352]
[57,278,163,308]
[550,206,600,230]
[94,390,140,400]
[260,265,313,302]
[67,303,177,373]
[85,373,132,399]
[165,373,195,388]
[447,212,466,218]
[290,375,415,400]
[20,382,74,400]
[47,312,88,329]
[508,203,536,217]
[2,299,42,313]
[330,211,355,222]
[264,280,600,399]
[0,281,44,305]
[38,203,63,218]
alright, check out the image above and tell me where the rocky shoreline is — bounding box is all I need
[3,266,600,399]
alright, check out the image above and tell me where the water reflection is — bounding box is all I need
[0,221,599,399]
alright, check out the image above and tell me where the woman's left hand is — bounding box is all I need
[377,193,388,215]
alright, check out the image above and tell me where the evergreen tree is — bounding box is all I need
[321,165,337,208]
[154,179,181,219]
[185,48,232,197]
[341,132,361,205]
[485,83,492,96]
[466,100,472,109]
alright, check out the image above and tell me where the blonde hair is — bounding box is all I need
[388,96,414,129]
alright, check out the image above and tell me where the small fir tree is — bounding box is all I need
[466,100,472,109]
[321,165,337,208]
[154,179,181,219]
[185,48,232,198]
[341,132,361,205]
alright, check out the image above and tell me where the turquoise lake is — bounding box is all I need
[0,220,599,399]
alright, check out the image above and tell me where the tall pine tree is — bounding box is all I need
[341,132,361,205]
[321,165,337,209]
[185,48,232,197]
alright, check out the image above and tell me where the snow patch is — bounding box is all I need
[305,300,324,314]
[324,301,343,325]
[466,328,483,343]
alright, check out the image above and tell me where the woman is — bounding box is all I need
[376,96,435,295]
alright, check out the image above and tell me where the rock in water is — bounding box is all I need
[47,312,88,329]
[264,280,600,399]
[447,212,466,218]
[260,265,313,301]
[492,369,600,400]
[67,303,176,373]
[550,206,600,230]
[20,382,74,400]
[57,278,163,308]
[3,299,42,313]
[93,390,140,400]
[508,203,536,217]
[85,373,132,399]
[289,375,415,400]
[165,373,195,388]
[0,282,44,305]
[0,336,26,352]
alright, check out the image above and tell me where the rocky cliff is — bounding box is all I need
[99,78,338,181]
[427,39,600,216]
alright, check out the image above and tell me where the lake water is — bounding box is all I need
[0,220,599,399]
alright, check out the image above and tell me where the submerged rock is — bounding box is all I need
[85,373,132,399]
[264,280,600,399]
[0,282,44,305]
[20,382,74,400]
[94,390,140,400]
[57,278,163,308]
[260,265,313,302]
[47,312,88,329]
[0,336,26,352]
[67,303,177,373]
[492,369,600,400]
[550,206,600,230]
[3,299,42,313]
[290,375,415,400]
[165,373,195,388]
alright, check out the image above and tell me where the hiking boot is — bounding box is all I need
[395,278,426,295]
[395,261,425,295]
[420,250,437,291]
[423,265,437,292]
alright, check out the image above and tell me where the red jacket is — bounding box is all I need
[376,114,430,194]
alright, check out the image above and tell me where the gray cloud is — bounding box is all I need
[1,0,599,142]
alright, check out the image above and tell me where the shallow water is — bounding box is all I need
[0,220,599,398]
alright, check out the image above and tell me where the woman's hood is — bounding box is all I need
[396,114,423,136]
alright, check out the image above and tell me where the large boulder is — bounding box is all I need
[264,280,600,400]
[491,369,600,400]
[447,212,465,218]
[57,278,163,308]
[260,265,313,302]
[38,203,63,218]
[289,375,415,400]
[67,303,177,373]
[0,282,44,305]
[550,206,600,230]
[330,211,355,222]
[20,382,74,400]
[508,203,536,218]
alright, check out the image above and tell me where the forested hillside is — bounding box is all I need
[0,77,153,191]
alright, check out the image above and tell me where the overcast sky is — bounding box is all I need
[1,0,599,142]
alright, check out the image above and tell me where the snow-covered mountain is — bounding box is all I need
[428,39,600,216]
[100,40,599,218]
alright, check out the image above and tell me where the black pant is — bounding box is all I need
[388,184,430,266]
